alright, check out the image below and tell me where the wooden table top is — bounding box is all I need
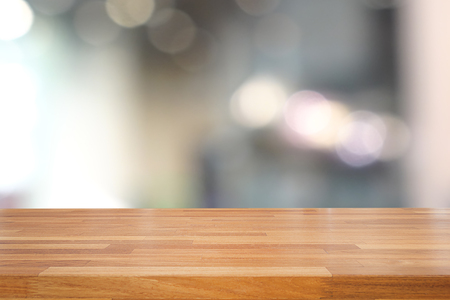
[0,208,449,299]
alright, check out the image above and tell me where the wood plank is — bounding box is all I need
[0,299,110,300]
[39,266,332,277]
[0,236,146,240]
[0,208,449,299]
[330,276,450,299]
[13,276,333,299]
[357,243,450,250]
[0,244,109,249]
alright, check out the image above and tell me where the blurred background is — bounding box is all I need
[0,0,449,208]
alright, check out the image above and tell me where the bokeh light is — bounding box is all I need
[0,0,34,41]
[0,63,38,192]
[284,91,332,137]
[336,111,386,167]
[147,5,174,27]
[254,13,300,57]
[106,0,155,28]
[309,101,349,149]
[148,9,196,54]
[230,76,287,128]
[28,0,75,16]
[298,102,349,149]
[235,0,281,16]
[74,1,121,46]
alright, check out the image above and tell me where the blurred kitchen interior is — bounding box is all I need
[0,0,449,208]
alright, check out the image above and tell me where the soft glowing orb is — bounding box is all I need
[283,91,350,150]
[106,0,155,28]
[230,76,287,128]
[284,91,332,136]
[336,111,386,167]
[0,0,34,40]
[148,9,196,54]
[307,101,349,149]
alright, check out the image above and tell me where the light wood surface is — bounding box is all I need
[0,208,449,299]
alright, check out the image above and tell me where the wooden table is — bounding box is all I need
[0,208,449,299]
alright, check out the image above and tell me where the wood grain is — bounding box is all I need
[0,208,449,299]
